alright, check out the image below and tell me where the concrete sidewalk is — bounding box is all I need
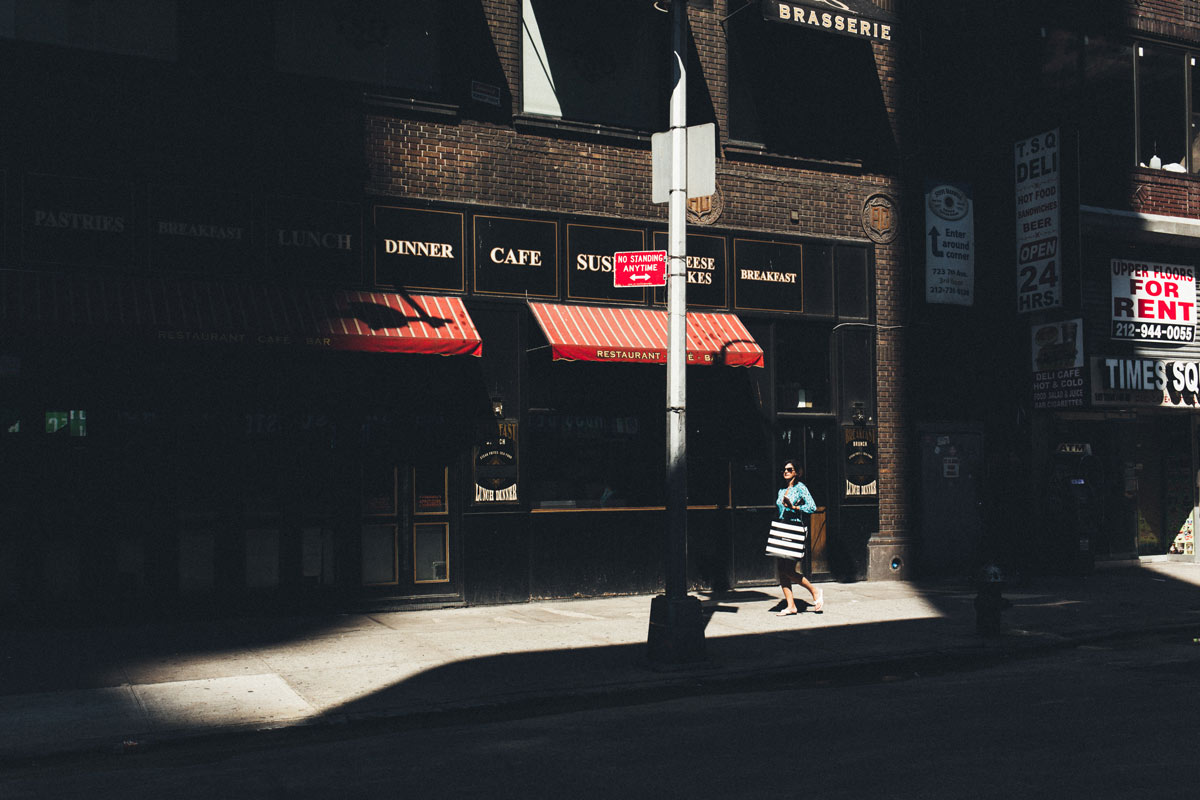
[2,560,1199,763]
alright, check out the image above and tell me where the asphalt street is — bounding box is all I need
[3,630,1196,799]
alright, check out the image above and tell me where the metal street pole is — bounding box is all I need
[648,0,705,664]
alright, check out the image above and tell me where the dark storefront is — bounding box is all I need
[0,0,903,619]
[1028,207,1200,572]
[0,187,881,618]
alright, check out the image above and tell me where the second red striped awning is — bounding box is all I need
[529,302,764,367]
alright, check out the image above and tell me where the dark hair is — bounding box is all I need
[783,460,802,478]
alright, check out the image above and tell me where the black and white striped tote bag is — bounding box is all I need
[765,517,808,561]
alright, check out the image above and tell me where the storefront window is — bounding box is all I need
[727,12,892,164]
[526,360,664,509]
[774,323,832,414]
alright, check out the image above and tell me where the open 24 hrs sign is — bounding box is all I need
[1111,259,1196,343]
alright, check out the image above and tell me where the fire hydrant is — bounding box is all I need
[974,564,1011,636]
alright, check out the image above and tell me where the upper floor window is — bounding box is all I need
[726,8,893,166]
[273,0,439,94]
[0,0,178,60]
[1137,44,1188,171]
[521,0,670,130]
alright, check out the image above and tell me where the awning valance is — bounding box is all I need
[0,271,482,357]
[529,302,764,367]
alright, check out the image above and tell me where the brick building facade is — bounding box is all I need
[0,0,919,621]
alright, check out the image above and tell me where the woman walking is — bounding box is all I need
[774,460,824,615]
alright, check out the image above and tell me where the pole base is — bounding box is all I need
[647,594,706,665]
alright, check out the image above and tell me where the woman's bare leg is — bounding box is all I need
[776,561,799,615]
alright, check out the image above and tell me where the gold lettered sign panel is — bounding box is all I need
[566,223,646,304]
[148,184,254,277]
[473,216,558,298]
[733,237,803,313]
[23,174,134,269]
[651,231,728,309]
[267,196,362,285]
[373,205,465,292]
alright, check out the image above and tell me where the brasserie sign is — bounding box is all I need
[762,0,895,44]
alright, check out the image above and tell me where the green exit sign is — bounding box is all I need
[45,410,86,436]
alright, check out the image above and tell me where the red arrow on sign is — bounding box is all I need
[614,250,667,288]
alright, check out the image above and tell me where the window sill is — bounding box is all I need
[724,141,863,172]
[1133,164,1198,179]
[363,93,460,120]
[514,114,652,146]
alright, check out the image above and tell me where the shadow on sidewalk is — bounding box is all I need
[0,564,1198,747]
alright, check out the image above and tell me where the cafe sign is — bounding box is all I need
[473,215,558,298]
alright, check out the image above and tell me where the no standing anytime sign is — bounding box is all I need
[614,250,667,288]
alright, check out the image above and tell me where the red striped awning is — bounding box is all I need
[0,271,482,357]
[529,302,763,367]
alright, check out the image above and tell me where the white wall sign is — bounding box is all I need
[1015,129,1061,313]
[1110,259,1196,343]
[924,181,974,305]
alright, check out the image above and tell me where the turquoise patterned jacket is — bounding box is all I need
[776,483,816,520]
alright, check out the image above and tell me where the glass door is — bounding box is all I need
[359,460,457,597]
